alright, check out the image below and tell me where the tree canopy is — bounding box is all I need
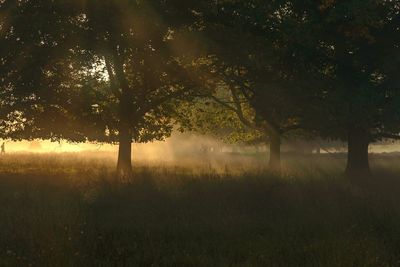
[0,0,399,177]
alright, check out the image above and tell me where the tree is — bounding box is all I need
[185,0,307,172]
[1,0,204,178]
[79,0,209,177]
[192,0,400,175]
[282,0,400,176]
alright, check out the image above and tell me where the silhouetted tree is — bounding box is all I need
[184,0,307,172]
[282,0,400,176]
[0,0,203,178]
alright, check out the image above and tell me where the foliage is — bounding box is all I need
[281,0,400,141]
[0,0,205,144]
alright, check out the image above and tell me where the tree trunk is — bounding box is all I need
[117,123,132,178]
[112,51,134,179]
[269,132,281,172]
[345,126,370,177]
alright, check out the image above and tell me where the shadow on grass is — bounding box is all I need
[0,154,400,266]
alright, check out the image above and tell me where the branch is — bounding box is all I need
[111,51,130,95]
[104,56,121,98]
[209,95,238,113]
[220,71,254,94]
[136,87,191,119]
[205,89,259,131]
[229,88,257,130]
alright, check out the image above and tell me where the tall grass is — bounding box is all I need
[0,152,400,266]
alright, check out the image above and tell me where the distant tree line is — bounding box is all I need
[0,0,399,177]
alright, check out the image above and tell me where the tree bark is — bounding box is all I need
[345,126,370,177]
[269,131,281,173]
[117,123,132,178]
[112,51,134,178]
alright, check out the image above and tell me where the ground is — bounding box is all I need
[0,152,400,266]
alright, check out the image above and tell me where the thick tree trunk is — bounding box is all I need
[345,126,370,177]
[111,51,134,179]
[117,123,132,178]
[269,132,281,172]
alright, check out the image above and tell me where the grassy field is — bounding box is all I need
[1,152,400,266]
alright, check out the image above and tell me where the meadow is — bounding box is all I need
[1,152,400,266]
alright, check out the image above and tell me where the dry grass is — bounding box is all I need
[0,152,400,266]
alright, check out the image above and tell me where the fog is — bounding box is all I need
[2,133,400,160]
[2,133,400,167]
